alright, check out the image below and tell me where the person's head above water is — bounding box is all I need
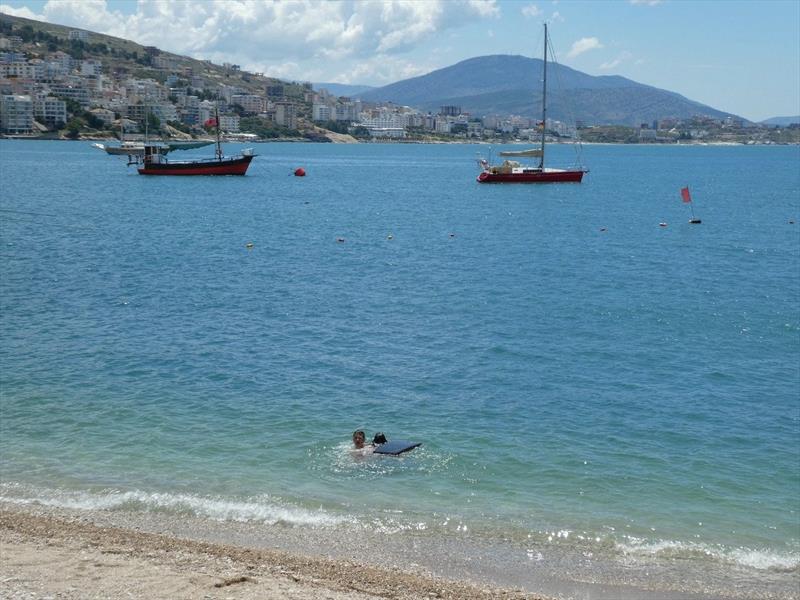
[352,430,367,449]
[372,432,387,445]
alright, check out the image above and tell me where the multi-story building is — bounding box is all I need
[274,101,297,129]
[197,99,215,127]
[68,30,89,42]
[0,61,43,79]
[434,117,451,134]
[312,103,331,121]
[467,121,484,137]
[89,107,115,125]
[0,94,34,133]
[47,83,91,107]
[335,102,360,122]
[218,114,240,132]
[33,94,67,129]
[231,94,265,115]
[81,60,103,77]
[151,102,178,124]
[220,84,246,103]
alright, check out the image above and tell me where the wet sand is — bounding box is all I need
[0,505,547,600]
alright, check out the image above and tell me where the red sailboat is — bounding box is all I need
[682,186,702,224]
[477,23,586,184]
[136,110,255,176]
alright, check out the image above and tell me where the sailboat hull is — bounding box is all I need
[477,169,585,183]
[138,155,254,176]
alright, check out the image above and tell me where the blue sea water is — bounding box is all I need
[1,140,798,598]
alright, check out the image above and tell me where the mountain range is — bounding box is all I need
[352,55,744,125]
[759,116,800,126]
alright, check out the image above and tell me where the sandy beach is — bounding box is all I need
[0,504,548,600]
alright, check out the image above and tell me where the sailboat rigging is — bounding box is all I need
[477,23,587,183]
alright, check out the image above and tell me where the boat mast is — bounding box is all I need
[214,105,222,160]
[539,23,547,170]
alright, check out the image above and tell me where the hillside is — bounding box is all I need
[0,13,311,107]
[358,55,742,125]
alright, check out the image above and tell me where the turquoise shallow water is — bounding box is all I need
[1,140,799,596]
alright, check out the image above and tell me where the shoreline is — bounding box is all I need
[1,135,797,146]
[1,499,783,600]
[0,503,545,600]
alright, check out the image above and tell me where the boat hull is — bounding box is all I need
[138,155,254,176]
[477,169,585,183]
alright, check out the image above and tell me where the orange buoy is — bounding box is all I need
[294,167,306,177]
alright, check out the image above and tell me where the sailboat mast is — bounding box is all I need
[540,23,548,169]
[215,105,222,160]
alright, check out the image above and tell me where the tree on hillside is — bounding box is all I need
[64,118,82,139]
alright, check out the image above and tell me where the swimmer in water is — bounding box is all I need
[352,429,374,455]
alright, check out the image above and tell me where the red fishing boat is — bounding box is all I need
[135,110,255,176]
[137,145,255,176]
[477,24,586,184]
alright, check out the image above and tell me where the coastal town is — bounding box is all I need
[1,15,798,145]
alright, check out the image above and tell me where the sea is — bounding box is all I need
[1,140,798,599]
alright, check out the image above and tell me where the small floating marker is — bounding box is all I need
[294,167,306,177]
[387,234,394,240]
[245,242,254,249]
[659,222,668,227]
[336,237,345,243]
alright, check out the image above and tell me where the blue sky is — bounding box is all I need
[1,0,798,121]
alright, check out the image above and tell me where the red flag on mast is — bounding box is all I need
[681,186,692,203]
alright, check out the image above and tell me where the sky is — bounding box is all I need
[1,0,798,122]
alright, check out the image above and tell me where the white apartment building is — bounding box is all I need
[218,114,240,132]
[48,51,74,75]
[124,79,167,102]
[81,60,103,77]
[0,94,34,133]
[312,103,331,121]
[198,99,215,127]
[0,61,43,79]
[151,102,178,123]
[434,117,451,134]
[231,94,265,114]
[334,102,361,122]
[47,83,91,107]
[369,127,405,138]
[33,95,67,128]
[359,111,405,130]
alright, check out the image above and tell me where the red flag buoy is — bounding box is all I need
[294,167,306,177]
